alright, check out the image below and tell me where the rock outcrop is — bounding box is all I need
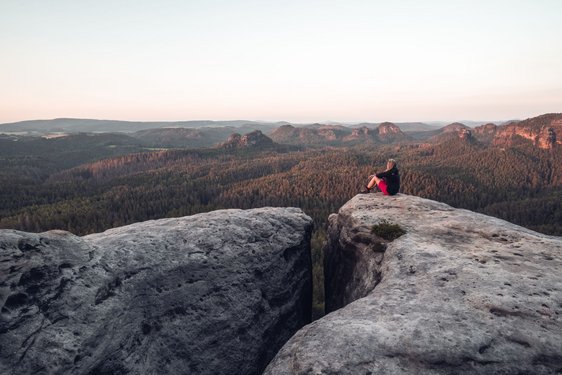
[427,122,474,144]
[220,130,275,149]
[458,128,472,141]
[472,123,498,143]
[493,113,561,149]
[270,125,352,146]
[343,126,377,142]
[270,123,410,146]
[266,194,562,374]
[377,122,408,143]
[0,207,313,375]
[441,122,471,133]
[342,123,409,144]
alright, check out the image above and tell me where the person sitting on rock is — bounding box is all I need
[362,158,400,196]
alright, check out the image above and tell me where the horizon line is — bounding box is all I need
[5,113,559,126]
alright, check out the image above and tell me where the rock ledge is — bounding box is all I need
[266,194,562,374]
[1,207,313,375]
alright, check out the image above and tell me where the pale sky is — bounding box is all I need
[1,0,561,123]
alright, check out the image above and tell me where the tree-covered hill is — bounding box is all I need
[2,137,560,236]
[2,116,560,318]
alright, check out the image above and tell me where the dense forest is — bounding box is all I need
[1,127,561,317]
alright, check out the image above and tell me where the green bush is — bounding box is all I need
[371,219,406,240]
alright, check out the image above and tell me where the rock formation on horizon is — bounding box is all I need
[0,207,313,375]
[270,124,351,145]
[342,122,408,144]
[472,123,498,143]
[492,113,561,149]
[342,126,377,142]
[219,130,275,149]
[376,122,409,143]
[266,194,562,374]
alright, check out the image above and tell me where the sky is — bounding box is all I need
[1,0,561,123]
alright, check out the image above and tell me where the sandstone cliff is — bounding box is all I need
[220,130,275,149]
[266,194,562,374]
[492,113,561,149]
[343,123,408,144]
[0,207,313,375]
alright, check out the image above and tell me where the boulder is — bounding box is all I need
[0,207,313,375]
[265,194,562,374]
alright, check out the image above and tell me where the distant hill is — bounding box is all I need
[348,122,439,132]
[407,113,562,150]
[270,123,408,146]
[343,123,409,144]
[376,122,410,143]
[299,123,349,130]
[0,118,279,134]
[440,122,472,133]
[131,127,250,148]
[424,120,497,128]
[408,122,471,141]
[422,122,473,143]
[218,130,276,149]
[0,118,463,136]
[0,132,146,184]
[491,113,562,149]
[270,125,352,146]
[395,122,439,132]
[456,120,497,128]
[3,114,558,150]
[0,132,142,157]
[471,123,498,144]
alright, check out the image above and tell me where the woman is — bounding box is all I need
[363,159,400,196]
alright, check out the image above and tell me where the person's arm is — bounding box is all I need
[375,169,392,178]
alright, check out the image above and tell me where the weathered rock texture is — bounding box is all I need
[266,194,562,374]
[220,130,275,149]
[0,207,313,375]
[492,113,562,149]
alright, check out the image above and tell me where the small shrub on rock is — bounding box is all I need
[371,219,406,240]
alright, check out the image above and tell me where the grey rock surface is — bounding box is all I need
[266,194,562,374]
[0,207,313,375]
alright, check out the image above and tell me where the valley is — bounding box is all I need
[1,113,561,317]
